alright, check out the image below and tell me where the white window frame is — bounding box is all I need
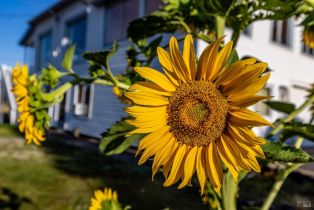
[73,84,94,118]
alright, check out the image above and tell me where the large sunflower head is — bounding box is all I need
[11,64,48,145]
[125,35,271,193]
[89,188,121,210]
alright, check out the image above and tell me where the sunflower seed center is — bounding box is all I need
[167,81,228,147]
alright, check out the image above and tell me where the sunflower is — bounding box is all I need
[11,64,45,145]
[303,29,314,48]
[125,35,271,193]
[89,188,120,210]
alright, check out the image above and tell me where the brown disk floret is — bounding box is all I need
[167,81,229,147]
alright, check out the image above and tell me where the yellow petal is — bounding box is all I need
[197,38,221,81]
[229,109,272,127]
[152,137,176,179]
[227,73,270,100]
[126,106,168,123]
[209,40,233,81]
[222,63,268,95]
[183,34,196,80]
[169,37,189,82]
[196,146,206,194]
[163,144,187,187]
[207,142,223,191]
[157,47,180,86]
[134,67,176,92]
[215,58,256,86]
[138,134,169,165]
[162,141,180,178]
[178,145,198,189]
[217,139,239,181]
[236,127,267,145]
[125,91,168,106]
[136,126,169,154]
[129,82,173,96]
[229,95,272,107]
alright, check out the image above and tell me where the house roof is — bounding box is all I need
[20,0,95,46]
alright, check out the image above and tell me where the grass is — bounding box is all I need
[0,124,21,137]
[0,128,207,210]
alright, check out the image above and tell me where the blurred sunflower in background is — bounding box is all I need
[89,188,123,210]
[125,35,271,193]
[11,64,48,145]
[303,28,314,48]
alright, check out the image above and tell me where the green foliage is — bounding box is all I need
[265,101,295,114]
[280,122,314,141]
[262,142,313,163]
[128,0,215,42]
[227,0,307,32]
[83,42,120,79]
[83,42,119,70]
[39,65,62,88]
[99,119,145,156]
[62,45,76,72]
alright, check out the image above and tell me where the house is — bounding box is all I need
[20,0,314,138]
[20,0,162,138]
[0,64,17,124]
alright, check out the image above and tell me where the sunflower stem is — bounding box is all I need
[260,163,302,210]
[221,171,237,210]
[267,94,314,138]
[231,30,241,48]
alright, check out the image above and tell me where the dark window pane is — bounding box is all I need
[145,0,163,14]
[272,21,277,42]
[104,0,139,44]
[66,16,87,59]
[281,20,288,45]
[39,32,52,68]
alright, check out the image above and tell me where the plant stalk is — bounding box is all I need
[268,94,314,138]
[222,171,237,210]
[260,163,302,210]
[216,16,225,39]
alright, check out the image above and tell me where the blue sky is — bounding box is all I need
[0,0,57,66]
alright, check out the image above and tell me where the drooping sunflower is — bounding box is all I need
[125,35,271,193]
[89,188,121,210]
[11,64,46,145]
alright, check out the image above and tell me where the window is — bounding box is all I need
[255,87,271,116]
[145,0,163,14]
[104,0,139,44]
[38,32,52,69]
[66,16,87,61]
[73,84,93,118]
[279,86,289,102]
[243,25,252,37]
[272,20,291,47]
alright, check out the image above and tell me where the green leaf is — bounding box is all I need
[280,122,314,141]
[62,45,76,72]
[105,134,145,156]
[262,142,313,163]
[265,101,295,114]
[99,119,143,156]
[83,42,119,69]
